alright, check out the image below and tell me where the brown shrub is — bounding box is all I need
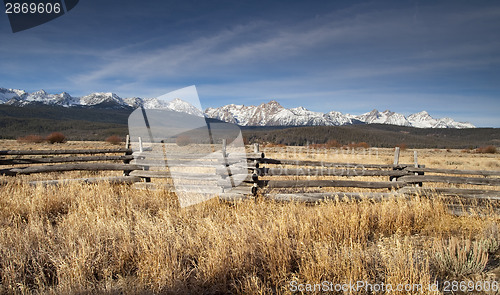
[106,135,122,145]
[396,143,407,151]
[476,145,497,154]
[325,139,341,148]
[356,142,370,149]
[17,134,45,143]
[46,132,66,144]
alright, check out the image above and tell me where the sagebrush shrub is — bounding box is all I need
[476,145,497,154]
[396,143,408,151]
[433,237,488,277]
[46,132,66,144]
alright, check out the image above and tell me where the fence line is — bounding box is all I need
[1,141,499,202]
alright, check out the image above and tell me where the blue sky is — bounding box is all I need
[1,0,499,127]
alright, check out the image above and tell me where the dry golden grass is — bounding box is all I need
[1,140,500,294]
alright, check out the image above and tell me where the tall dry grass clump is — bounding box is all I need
[3,179,498,294]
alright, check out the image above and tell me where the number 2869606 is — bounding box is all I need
[5,2,61,14]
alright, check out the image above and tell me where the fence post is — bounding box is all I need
[413,150,418,168]
[138,137,144,153]
[125,134,130,150]
[222,139,227,158]
[137,137,150,182]
[414,150,419,187]
[391,147,401,182]
[413,150,423,187]
[254,143,259,154]
[221,139,235,188]
[393,147,400,167]
[123,134,132,176]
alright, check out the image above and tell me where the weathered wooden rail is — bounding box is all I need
[239,146,500,201]
[1,140,499,203]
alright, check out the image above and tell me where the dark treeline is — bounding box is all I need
[242,124,500,149]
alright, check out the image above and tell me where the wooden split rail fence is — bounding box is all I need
[1,140,499,202]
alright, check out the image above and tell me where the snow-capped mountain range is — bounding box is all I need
[0,87,475,128]
[205,101,475,128]
[0,88,204,117]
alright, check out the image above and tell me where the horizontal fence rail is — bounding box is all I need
[0,155,134,165]
[0,148,131,155]
[1,140,499,205]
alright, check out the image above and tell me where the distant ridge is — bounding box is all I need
[205,101,475,129]
[0,87,475,128]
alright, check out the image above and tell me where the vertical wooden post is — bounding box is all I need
[222,139,227,158]
[125,134,130,149]
[414,150,419,187]
[413,150,423,187]
[137,137,150,182]
[221,138,234,187]
[123,134,132,176]
[138,137,143,153]
[391,146,401,182]
[393,147,400,167]
[254,143,259,153]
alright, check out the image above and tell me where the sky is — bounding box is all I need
[1,0,499,127]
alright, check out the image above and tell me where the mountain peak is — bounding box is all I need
[412,110,430,116]
[263,100,282,107]
[35,89,47,95]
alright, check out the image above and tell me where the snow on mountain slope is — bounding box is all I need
[205,102,475,128]
[165,98,204,117]
[356,110,411,126]
[1,88,78,106]
[206,101,355,126]
[0,87,475,128]
[138,97,204,116]
[407,111,436,128]
[25,90,77,106]
[0,88,26,103]
[79,92,125,107]
[406,111,475,128]
[324,111,355,125]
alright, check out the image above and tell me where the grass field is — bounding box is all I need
[1,140,500,294]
